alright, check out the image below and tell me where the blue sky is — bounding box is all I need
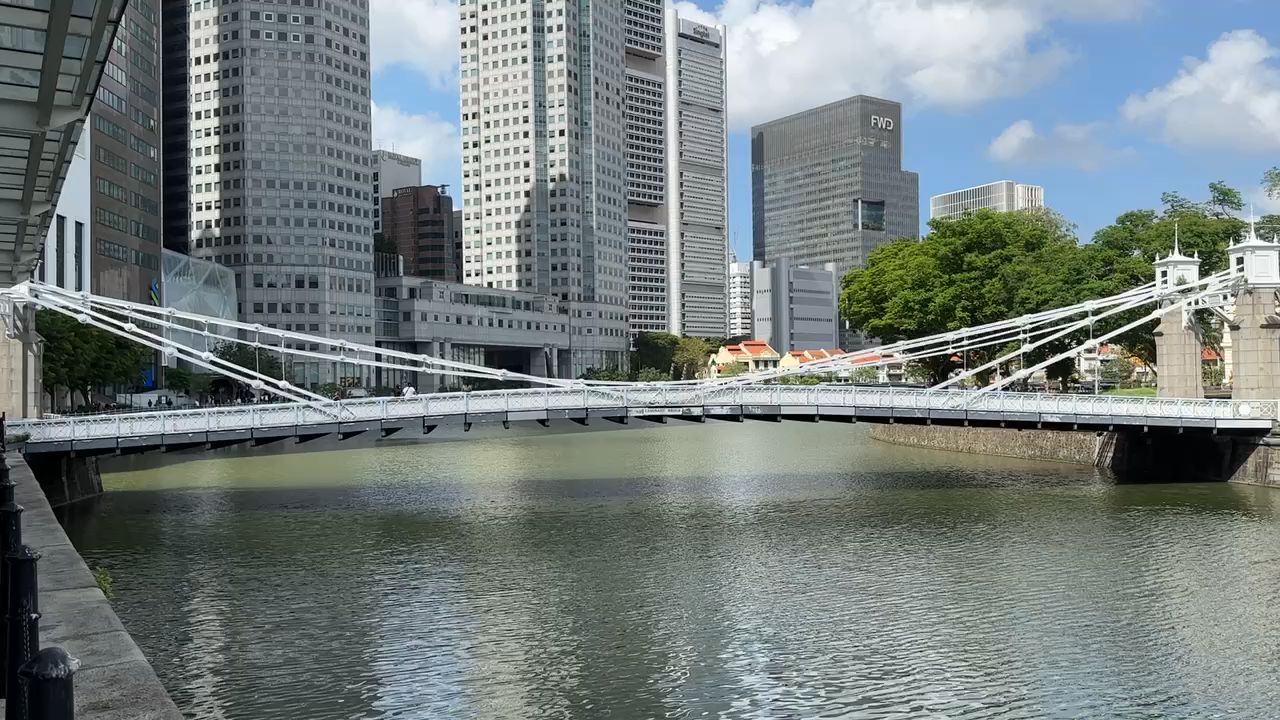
[369,1,1280,261]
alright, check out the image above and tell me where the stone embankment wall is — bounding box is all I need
[8,452,181,719]
[869,424,1119,467]
[869,424,1280,488]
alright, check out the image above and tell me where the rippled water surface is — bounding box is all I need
[65,423,1280,719]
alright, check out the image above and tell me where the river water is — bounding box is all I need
[65,423,1280,719]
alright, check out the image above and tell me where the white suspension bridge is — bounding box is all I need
[3,238,1277,455]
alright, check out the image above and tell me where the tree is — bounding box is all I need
[840,209,1082,384]
[717,362,747,378]
[673,336,711,380]
[849,366,880,383]
[1264,167,1280,199]
[373,232,396,255]
[635,367,669,382]
[632,332,679,374]
[1100,357,1135,384]
[213,342,283,380]
[37,310,147,409]
[166,367,192,394]
[1206,180,1244,218]
[579,367,628,382]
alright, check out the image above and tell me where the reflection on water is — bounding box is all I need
[65,423,1280,719]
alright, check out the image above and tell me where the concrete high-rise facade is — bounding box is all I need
[381,186,457,282]
[728,259,752,339]
[752,95,918,273]
[175,0,376,387]
[751,259,840,352]
[623,0,670,336]
[930,180,1045,220]
[93,0,163,302]
[39,130,92,292]
[460,0,629,376]
[665,11,728,338]
[372,149,421,233]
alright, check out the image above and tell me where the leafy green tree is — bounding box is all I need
[579,367,628,382]
[635,367,669,382]
[37,310,147,409]
[778,374,823,385]
[717,362,747,378]
[632,332,679,374]
[166,366,192,394]
[840,209,1082,384]
[1264,167,1279,199]
[1206,180,1245,218]
[1100,357,1135,384]
[213,342,283,379]
[673,336,711,380]
[849,366,880,383]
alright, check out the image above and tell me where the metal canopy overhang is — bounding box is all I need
[0,0,126,287]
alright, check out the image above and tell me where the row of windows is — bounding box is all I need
[97,239,159,271]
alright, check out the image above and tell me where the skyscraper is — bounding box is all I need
[92,0,163,302]
[665,11,728,338]
[174,0,376,387]
[460,0,629,376]
[381,185,457,281]
[752,95,919,273]
[372,149,421,234]
[728,258,752,339]
[930,180,1045,220]
[623,0,670,336]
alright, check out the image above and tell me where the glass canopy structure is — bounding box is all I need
[0,0,125,287]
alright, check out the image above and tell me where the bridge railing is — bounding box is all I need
[7,387,1276,443]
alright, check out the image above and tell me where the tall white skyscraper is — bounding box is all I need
[929,181,1045,220]
[728,258,752,339]
[624,0,670,336]
[665,11,728,337]
[460,0,629,376]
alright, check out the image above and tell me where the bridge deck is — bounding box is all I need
[10,387,1275,455]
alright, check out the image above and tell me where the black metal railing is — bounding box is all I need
[0,455,80,720]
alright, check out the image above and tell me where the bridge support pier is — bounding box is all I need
[1229,288,1280,401]
[21,455,101,508]
[1154,309,1203,398]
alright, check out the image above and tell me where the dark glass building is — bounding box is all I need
[91,0,163,302]
[751,95,919,273]
[381,186,458,283]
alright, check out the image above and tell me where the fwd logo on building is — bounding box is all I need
[870,115,895,131]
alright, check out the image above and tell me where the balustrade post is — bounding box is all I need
[19,647,79,720]
[4,544,40,719]
[0,500,21,700]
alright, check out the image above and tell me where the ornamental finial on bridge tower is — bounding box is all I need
[1228,209,1280,287]
[1155,222,1200,293]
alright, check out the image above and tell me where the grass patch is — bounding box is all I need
[1104,387,1157,397]
[93,566,114,599]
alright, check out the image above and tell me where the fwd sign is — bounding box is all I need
[870,115,895,131]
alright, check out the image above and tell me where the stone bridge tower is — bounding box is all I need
[1227,221,1280,402]
[1153,241,1203,398]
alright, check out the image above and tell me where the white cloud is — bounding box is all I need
[371,102,460,186]
[369,0,458,88]
[988,119,1129,171]
[674,0,1146,129]
[1122,30,1280,152]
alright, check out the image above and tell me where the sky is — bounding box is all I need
[368,0,1280,261]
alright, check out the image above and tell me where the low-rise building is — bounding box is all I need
[706,340,781,377]
[375,270,571,391]
[779,348,846,369]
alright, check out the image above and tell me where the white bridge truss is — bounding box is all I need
[1,269,1273,450]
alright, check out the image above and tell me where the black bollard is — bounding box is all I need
[0,501,21,701]
[19,647,79,720]
[4,544,40,720]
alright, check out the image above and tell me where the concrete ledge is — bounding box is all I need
[7,452,181,719]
